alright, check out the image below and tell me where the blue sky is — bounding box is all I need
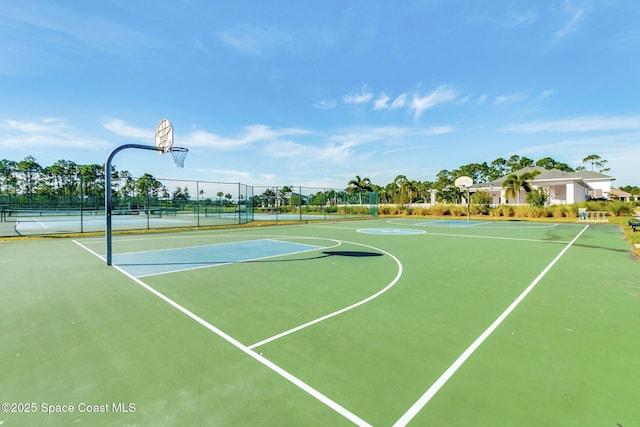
[1,0,639,188]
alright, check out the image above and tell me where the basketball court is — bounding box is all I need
[2,216,639,426]
[1,121,638,426]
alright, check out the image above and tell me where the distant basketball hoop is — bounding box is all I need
[454,176,473,222]
[454,176,473,189]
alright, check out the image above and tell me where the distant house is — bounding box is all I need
[609,187,632,202]
[470,166,615,205]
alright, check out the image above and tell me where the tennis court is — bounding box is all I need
[2,218,639,426]
[0,209,365,236]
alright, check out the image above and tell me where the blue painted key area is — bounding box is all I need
[113,239,322,277]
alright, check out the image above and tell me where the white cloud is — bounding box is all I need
[191,167,254,183]
[343,86,374,105]
[102,118,153,139]
[373,93,391,110]
[181,130,240,150]
[314,99,337,109]
[0,118,109,149]
[6,118,69,134]
[261,124,453,164]
[510,132,640,185]
[539,89,555,99]
[410,85,457,118]
[327,125,453,152]
[390,93,407,109]
[510,11,538,26]
[554,0,587,40]
[494,91,529,104]
[181,124,310,150]
[337,84,460,116]
[503,116,640,133]
[217,26,291,55]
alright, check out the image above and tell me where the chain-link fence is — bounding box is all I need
[1,179,377,236]
[251,185,376,221]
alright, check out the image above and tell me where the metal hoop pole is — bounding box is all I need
[105,144,163,266]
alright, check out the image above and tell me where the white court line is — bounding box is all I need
[72,239,372,427]
[392,224,589,427]
[136,242,340,278]
[248,240,403,349]
[18,217,49,229]
[387,219,561,229]
[422,231,570,244]
[310,223,570,245]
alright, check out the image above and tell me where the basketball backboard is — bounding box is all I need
[454,176,473,188]
[154,119,174,153]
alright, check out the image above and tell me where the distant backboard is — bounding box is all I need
[154,119,174,153]
[454,176,473,188]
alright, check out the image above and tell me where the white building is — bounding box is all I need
[470,166,615,205]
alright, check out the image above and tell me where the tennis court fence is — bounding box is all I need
[0,178,377,236]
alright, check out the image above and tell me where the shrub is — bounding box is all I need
[548,205,570,218]
[379,205,393,215]
[527,206,550,218]
[526,188,549,208]
[451,206,467,216]
[431,204,451,216]
[607,201,634,217]
[471,191,492,214]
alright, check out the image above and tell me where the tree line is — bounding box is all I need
[346,154,640,205]
[0,153,634,209]
[0,156,193,209]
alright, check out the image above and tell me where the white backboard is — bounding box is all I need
[154,119,174,153]
[454,176,473,188]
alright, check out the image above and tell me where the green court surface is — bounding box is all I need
[1,218,639,426]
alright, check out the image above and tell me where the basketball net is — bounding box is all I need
[168,147,188,168]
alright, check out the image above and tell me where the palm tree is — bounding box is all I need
[347,175,373,205]
[502,170,540,204]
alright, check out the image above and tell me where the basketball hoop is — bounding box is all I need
[154,119,188,167]
[169,146,188,168]
[454,176,473,222]
[454,176,473,189]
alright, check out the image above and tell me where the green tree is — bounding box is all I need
[471,190,492,214]
[78,164,103,208]
[17,156,42,205]
[506,155,534,173]
[136,174,164,198]
[502,170,540,204]
[437,186,460,204]
[527,188,549,207]
[172,186,191,207]
[52,159,78,206]
[0,159,18,195]
[453,162,490,183]
[488,158,508,181]
[401,179,418,204]
[347,175,373,205]
[535,157,573,172]
[433,169,452,190]
[582,154,610,174]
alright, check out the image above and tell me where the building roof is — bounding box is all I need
[610,187,631,198]
[571,170,615,181]
[471,167,614,190]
